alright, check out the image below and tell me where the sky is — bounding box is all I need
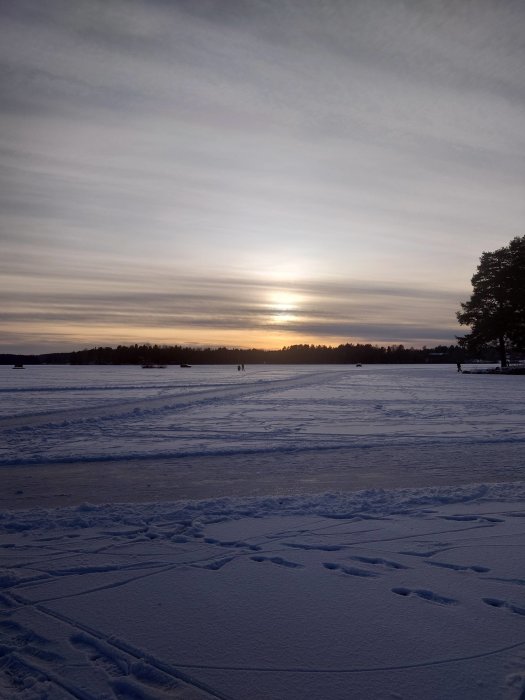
[1,0,524,353]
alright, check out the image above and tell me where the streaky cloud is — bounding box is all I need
[1,0,523,352]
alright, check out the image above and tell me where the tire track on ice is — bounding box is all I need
[0,369,341,430]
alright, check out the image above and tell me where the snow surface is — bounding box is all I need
[2,364,525,508]
[1,364,525,699]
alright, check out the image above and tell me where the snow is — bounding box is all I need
[2,364,524,507]
[1,364,525,699]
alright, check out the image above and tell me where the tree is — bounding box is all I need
[457,235,525,366]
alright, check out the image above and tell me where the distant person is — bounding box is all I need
[241,363,245,371]
[457,362,462,372]
[238,365,241,371]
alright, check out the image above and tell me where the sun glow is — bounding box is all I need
[268,291,300,311]
[267,290,303,325]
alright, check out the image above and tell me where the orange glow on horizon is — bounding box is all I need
[3,324,442,353]
[2,319,373,352]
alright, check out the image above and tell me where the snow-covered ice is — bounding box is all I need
[1,364,525,507]
[1,487,525,699]
[1,364,525,698]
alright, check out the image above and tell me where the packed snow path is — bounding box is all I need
[2,364,525,509]
[1,486,525,699]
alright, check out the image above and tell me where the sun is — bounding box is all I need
[267,290,302,325]
[268,291,300,311]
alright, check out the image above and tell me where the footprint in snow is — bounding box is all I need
[193,556,236,571]
[391,587,458,605]
[350,555,408,570]
[284,542,343,552]
[71,633,128,676]
[250,555,303,569]
[0,653,49,695]
[112,672,180,698]
[323,562,379,578]
[71,633,182,694]
[0,619,64,670]
[483,598,525,616]
[0,619,51,648]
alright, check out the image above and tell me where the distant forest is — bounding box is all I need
[0,342,491,365]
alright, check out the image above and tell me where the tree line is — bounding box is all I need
[1,343,471,366]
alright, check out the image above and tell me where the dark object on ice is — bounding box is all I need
[356,363,362,367]
[180,363,191,368]
[456,362,462,372]
[13,363,24,369]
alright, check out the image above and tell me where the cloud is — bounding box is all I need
[1,268,464,352]
[0,0,523,352]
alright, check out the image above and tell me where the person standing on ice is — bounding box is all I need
[457,362,462,372]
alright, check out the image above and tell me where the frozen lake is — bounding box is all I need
[2,364,525,699]
[1,363,524,509]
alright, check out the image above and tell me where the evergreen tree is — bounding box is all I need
[457,235,525,366]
